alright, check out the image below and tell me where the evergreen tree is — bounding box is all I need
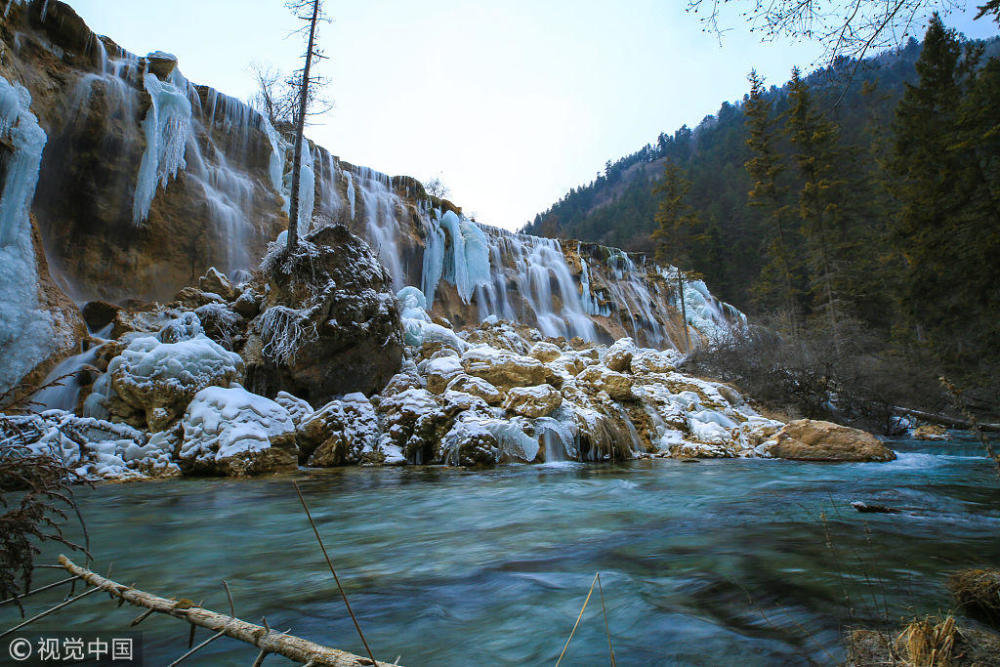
[785,67,847,354]
[653,160,705,348]
[744,69,801,331]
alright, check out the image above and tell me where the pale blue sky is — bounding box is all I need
[67,0,996,230]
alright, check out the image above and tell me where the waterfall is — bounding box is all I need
[0,76,53,392]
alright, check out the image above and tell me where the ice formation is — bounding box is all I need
[0,76,54,393]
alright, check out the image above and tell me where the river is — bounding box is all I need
[12,436,1000,665]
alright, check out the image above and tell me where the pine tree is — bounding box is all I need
[653,159,705,349]
[744,69,801,332]
[785,67,847,354]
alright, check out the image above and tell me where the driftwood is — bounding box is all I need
[891,406,1000,432]
[58,556,399,667]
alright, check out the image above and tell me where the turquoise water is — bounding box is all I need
[9,437,1000,665]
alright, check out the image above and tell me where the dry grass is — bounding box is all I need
[948,569,1000,630]
[845,616,1000,666]
[896,616,958,666]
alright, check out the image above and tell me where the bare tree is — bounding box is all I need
[248,62,299,130]
[286,0,329,251]
[425,176,450,199]
[686,0,996,62]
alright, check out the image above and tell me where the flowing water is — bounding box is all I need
[14,436,1000,665]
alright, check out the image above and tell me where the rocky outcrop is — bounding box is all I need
[769,419,896,462]
[300,393,382,466]
[242,226,404,404]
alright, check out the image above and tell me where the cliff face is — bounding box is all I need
[0,0,743,393]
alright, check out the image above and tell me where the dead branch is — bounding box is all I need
[58,556,399,667]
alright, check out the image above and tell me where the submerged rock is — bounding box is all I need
[769,419,896,462]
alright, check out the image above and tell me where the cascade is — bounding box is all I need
[0,76,53,391]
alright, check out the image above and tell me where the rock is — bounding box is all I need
[274,391,313,427]
[375,387,441,463]
[949,569,1000,629]
[84,332,244,431]
[302,393,382,466]
[850,501,899,514]
[174,287,225,309]
[176,385,297,476]
[769,419,896,462]
[13,411,179,481]
[575,364,633,401]
[198,267,237,301]
[242,226,404,404]
[423,356,464,394]
[913,424,948,440]
[232,288,263,319]
[82,300,121,332]
[604,337,636,372]
[145,51,178,80]
[194,303,244,349]
[441,417,500,466]
[445,374,503,406]
[503,384,562,418]
[529,341,562,363]
[461,346,547,390]
[631,348,680,374]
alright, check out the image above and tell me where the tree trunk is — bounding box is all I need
[287,0,321,251]
[58,556,398,667]
[677,268,690,350]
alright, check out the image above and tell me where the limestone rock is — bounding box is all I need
[529,341,562,363]
[575,364,633,401]
[85,331,244,431]
[769,419,896,462]
[145,51,178,80]
[445,374,503,406]
[243,226,404,404]
[302,393,382,466]
[176,385,298,476]
[424,356,464,394]
[194,303,244,350]
[441,417,500,466]
[631,348,680,374]
[174,287,225,309]
[274,390,314,427]
[461,346,547,390]
[198,267,237,301]
[913,424,948,440]
[503,384,562,418]
[604,337,636,372]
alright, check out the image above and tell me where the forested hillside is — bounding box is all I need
[526,20,1000,413]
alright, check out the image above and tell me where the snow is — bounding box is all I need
[115,334,242,391]
[178,384,294,461]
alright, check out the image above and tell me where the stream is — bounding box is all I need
[11,436,1000,665]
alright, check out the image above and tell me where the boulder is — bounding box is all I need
[243,226,405,403]
[913,424,948,440]
[441,417,500,465]
[445,374,503,406]
[198,266,237,301]
[529,341,562,363]
[575,364,633,401]
[84,332,244,431]
[424,356,464,394]
[174,287,225,309]
[769,419,896,462]
[176,385,297,476]
[194,303,244,349]
[301,393,382,466]
[274,391,314,427]
[604,337,636,372]
[503,384,563,418]
[461,346,547,390]
[631,348,680,374]
[145,51,178,80]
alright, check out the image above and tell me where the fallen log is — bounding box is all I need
[891,406,1000,432]
[58,555,399,667]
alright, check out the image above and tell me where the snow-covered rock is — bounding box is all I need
[604,337,636,372]
[445,374,503,406]
[301,393,382,466]
[503,384,562,418]
[84,331,244,431]
[176,384,298,476]
[461,345,547,390]
[575,364,633,401]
